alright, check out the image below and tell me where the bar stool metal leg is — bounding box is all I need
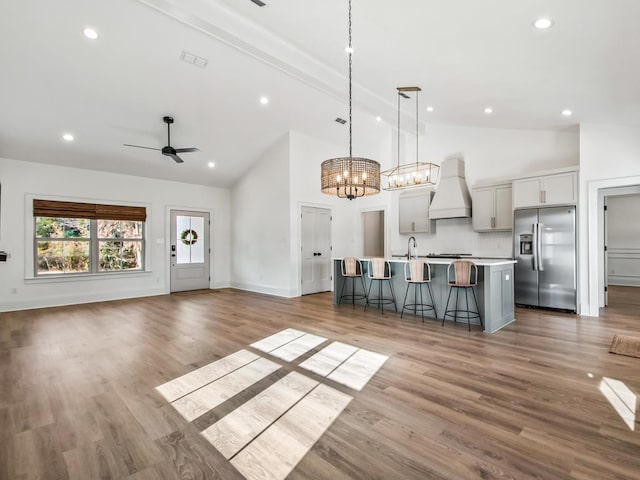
[471,287,483,328]
[401,283,411,319]
[427,283,438,318]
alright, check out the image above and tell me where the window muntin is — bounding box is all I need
[34,217,144,276]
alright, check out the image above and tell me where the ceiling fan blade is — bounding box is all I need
[123,144,161,151]
[167,153,184,164]
[174,147,199,153]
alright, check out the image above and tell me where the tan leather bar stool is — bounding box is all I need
[442,260,483,331]
[401,260,437,322]
[338,257,368,308]
[365,258,397,315]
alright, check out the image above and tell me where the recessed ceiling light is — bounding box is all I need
[376,116,382,122]
[62,133,74,142]
[259,96,269,105]
[344,46,354,54]
[562,109,573,117]
[83,27,98,40]
[484,107,493,114]
[208,161,215,168]
[426,106,434,112]
[533,18,554,30]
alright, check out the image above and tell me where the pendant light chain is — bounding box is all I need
[348,0,353,158]
[397,91,401,170]
[416,88,419,163]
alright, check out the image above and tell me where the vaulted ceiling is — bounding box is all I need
[1,0,639,187]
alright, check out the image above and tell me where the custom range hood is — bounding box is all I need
[429,157,472,219]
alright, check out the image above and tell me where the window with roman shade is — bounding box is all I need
[33,199,147,276]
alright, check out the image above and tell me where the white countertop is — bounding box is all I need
[332,257,517,266]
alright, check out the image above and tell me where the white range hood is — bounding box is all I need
[429,157,472,219]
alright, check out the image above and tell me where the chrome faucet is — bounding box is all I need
[407,236,417,260]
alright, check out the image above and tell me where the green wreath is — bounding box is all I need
[180,229,199,246]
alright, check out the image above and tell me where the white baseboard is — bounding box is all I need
[229,281,297,298]
[609,279,640,287]
[0,288,167,313]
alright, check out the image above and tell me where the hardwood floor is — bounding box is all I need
[1,287,639,479]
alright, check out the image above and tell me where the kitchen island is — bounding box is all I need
[333,258,516,333]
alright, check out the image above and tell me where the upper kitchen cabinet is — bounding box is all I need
[513,171,578,209]
[399,190,435,234]
[472,183,513,232]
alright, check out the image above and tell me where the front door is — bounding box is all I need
[301,206,332,295]
[170,210,210,292]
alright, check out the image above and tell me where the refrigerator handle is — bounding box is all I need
[537,223,544,271]
[532,223,539,271]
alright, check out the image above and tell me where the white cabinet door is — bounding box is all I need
[494,184,513,230]
[472,187,494,231]
[301,206,332,295]
[513,177,543,208]
[473,184,513,232]
[399,191,433,234]
[543,172,577,206]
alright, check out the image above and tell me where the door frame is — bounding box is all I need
[295,202,333,297]
[165,205,215,293]
[587,176,640,315]
[357,205,389,259]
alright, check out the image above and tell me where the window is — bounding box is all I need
[33,200,146,276]
[98,220,144,271]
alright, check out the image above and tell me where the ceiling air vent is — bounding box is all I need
[180,50,208,69]
[250,0,267,6]
[335,117,347,124]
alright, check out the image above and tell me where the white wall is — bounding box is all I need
[230,134,292,296]
[581,123,640,315]
[0,158,231,312]
[607,194,640,286]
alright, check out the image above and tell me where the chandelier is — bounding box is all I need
[381,87,440,190]
[321,0,380,200]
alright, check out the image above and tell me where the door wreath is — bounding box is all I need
[180,229,199,246]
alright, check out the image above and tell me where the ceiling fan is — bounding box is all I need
[124,116,199,163]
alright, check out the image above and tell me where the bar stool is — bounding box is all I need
[365,258,397,315]
[400,260,437,322]
[442,260,483,331]
[338,257,367,308]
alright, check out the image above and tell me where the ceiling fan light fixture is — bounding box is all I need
[123,116,199,164]
[321,0,380,200]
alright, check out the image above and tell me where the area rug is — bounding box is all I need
[609,334,640,358]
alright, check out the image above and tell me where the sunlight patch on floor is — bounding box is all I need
[599,377,637,431]
[155,328,388,480]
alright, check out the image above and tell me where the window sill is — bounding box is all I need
[25,270,153,284]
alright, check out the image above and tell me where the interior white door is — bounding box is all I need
[170,210,210,292]
[301,206,332,295]
[604,198,609,306]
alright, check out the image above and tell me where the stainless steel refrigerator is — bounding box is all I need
[514,206,577,312]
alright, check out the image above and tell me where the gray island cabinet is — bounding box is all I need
[332,258,516,333]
